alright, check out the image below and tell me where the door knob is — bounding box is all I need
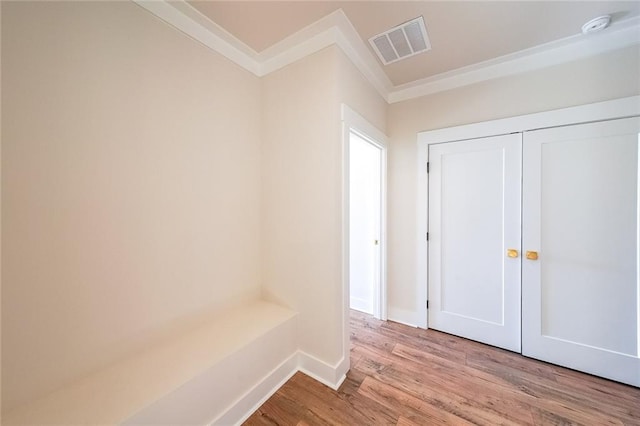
[526,251,539,260]
[506,249,519,258]
[374,240,379,245]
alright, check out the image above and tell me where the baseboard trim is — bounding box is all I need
[212,351,347,425]
[210,352,299,426]
[349,297,373,315]
[388,307,420,328]
[298,351,348,391]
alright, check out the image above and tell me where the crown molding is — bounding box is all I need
[133,1,392,101]
[133,0,261,75]
[388,16,640,103]
[257,9,393,100]
[133,0,639,105]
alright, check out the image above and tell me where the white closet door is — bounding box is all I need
[429,134,522,352]
[522,117,640,387]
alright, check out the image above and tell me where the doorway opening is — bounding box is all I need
[342,105,387,323]
[349,131,383,317]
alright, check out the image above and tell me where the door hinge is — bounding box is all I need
[426,232,429,241]
[426,300,429,309]
[426,162,430,173]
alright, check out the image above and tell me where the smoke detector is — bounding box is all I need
[369,16,431,65]
[582,15,611,34]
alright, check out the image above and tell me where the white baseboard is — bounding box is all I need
[297,351,348,391]
[213,350,348,425]
[349,297,373,315]
[387,306,420,328]
[211,352,299,426]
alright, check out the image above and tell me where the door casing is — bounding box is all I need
[341,104,388,375]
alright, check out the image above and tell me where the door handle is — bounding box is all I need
[526,251,539,260]
[506,249,519,258]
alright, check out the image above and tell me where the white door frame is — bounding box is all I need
[417,95,640,330]
[342,104,388,324]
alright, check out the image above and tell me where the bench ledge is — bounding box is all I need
[4,300,297,425]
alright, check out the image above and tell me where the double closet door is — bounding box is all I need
[428,117,640,387]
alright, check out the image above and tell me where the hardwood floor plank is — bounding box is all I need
[391,342,632,425]
[277,373,369,425]
[395,416,422,426]
[553,367,640,415]
[336,368,365,398]
[340,389,399,425]
[390,343,537,422]
[350,326,397,357]
[338,368,399,425]
[350,310,384,329]
[465,345,558,381]
[245,392,310,426]
[356,349,534,425]
[381,320,480,354]
[357,376,475,425]
[376,326,468,365]
[465,355,634,425]
[243,311,640,426]
[529,406,583,426]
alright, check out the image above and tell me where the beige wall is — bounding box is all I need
[386,45,640,322]
[336,48,387,367]
[261,46,342,363]
[2,3,388,413]
[2,1,262,411]
[336,47,387,362]
[261,45,386,367]
[337,49,387,133]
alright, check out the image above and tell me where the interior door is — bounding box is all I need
[349,131,382,316]
[428,133,522,352]
[522,117,640,387]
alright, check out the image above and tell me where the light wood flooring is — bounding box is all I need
[244,310,640,425]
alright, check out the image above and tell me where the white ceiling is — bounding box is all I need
[187,1,640,86]
[135,0,640,102]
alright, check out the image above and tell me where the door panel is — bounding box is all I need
[349,132,381,316]
[522,117,640,387]
[429,133,522,352]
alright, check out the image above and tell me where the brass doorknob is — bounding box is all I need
[506,249,519,258]
[526,251,539,260]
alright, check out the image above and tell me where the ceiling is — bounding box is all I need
[187,1,640,87]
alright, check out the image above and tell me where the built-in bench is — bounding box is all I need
[4,300,298,425]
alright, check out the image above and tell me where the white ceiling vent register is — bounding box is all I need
[369,16,431,65]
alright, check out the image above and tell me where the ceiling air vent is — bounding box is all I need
[369,16,431,65]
